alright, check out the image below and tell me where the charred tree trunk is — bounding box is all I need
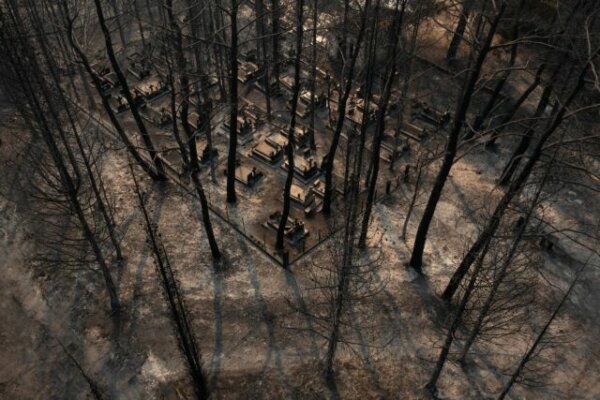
[498,84,553,187]
[408,5,505,273]
[497,264,584,400]
[270,0,281,89]
[131,166,209,399]
[308,0,318,148]
[358,0,405,248]
[0,7,120,314]
[187,0,218,182]
[401,155,425,240]
[465,13,521,141]
[425,240,491,396]
[92,0,167,179]
[446,0,476,61]
[322,0,372,214]
[276,0,304,251]
[166,0,222,260]
[256,0,272,118]
[227,0,239,204]
[62,7,163,181]
[442,64,590,302]
[485,64,545,148]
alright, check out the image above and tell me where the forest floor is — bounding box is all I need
[2,5,600,400]
[1,93,600,399]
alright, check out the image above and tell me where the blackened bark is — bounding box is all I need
[442,64,589,302]
[446,0,476,61]
[466,37,519,140]
[63,8,163,181]
[308,0,318,147]
[486,64,545,148]
[426,240,490,396]
[497,84,552,187]
[256,0,272,118]
[408,5,505,273]
[131,167,209,399]
[497,264,584,400]
[322,0,372,214]
[271,0,281,88]
[92,0,167,179]
[358,1,405,248]
[276,0,304,251]
[227,0,239,203]
[0,6,120,314]
[166,0,222,260]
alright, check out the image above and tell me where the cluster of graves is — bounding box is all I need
[87,42,455,263]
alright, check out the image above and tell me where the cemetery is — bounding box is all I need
[75,29,463,266]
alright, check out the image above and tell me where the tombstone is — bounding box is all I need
[96,76,113,97]
[233,165,264,187]
[267,133,289,150]
[200,145,218,164]
[294,100,311,119]
[144,106,172,127]
[239,116,253,136]
[104,72,120,88]
[131,88,146,107]
[242,103,263,126]
[116,95,128,112]
[281,125,310,147]
[92,63,110,77]
[403,164,411,183]
[264,212,308,242]
[289,183,318,215]
[311,178,326,198]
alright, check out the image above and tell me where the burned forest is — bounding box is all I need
[1,0,600,398]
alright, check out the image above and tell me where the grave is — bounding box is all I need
[198,142,219,164]
[251,140,283,165]
[143,105,172,128]
[127,52,152,80]
[299,89,326,107]
[267,132,289,150]
[411,99,451,128]
[282,154,319,182]
[136,78,167,100]
[356,97,378,121]
[292,99,312,119]
[264,211,309,244]
[289,182,320,216]
[381,129,410,163]
[311,178,326,198]
[241,103,263,126]
[91,62,110,77]
[226,165,264,187]
[238,61,261,83]
[280,125,311,147]
[280,74,295,92]
[224,115,253,138]
[96,75,114,97]
[187,111,202,131]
